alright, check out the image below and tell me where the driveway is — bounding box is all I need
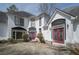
[0,42,71,55]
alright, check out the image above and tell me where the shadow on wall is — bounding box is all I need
[73,19,79,32]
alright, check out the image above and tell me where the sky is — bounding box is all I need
[0,3,79,15]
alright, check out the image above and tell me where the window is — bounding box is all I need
[20,18,24,26]
[31,19,35,27]
[15,16,24,26]
[12,31,15,39]
[39,28,42,32]
[60,30,63,41]
[39,17,42,26]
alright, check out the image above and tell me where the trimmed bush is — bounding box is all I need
[8,38,17,43]
[22,33,30,42]
[37,32,45,43]
[0,40,8,43]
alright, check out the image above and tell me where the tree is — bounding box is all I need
[39,3,56,16]
[7,4,18,12]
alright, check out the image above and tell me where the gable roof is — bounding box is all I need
[46,8,76,26]
[56,8,75,17]
[7,11,35,18]
[38,12,50,18]
[64,6,79,17]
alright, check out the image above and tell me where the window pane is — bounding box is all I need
[12,31,15,39]
[60,30,63,41]
[54,30,57,40]
[20,18,24,26]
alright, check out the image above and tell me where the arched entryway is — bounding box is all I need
[12,27,27,39]
[29,27,36,40]
[51,19,66,44]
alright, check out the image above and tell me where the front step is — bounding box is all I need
[51,42,67,51]
[52,42,65,47]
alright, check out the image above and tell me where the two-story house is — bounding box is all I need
[0,11,35,40]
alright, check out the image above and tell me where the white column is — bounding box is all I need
[15,30,16,40]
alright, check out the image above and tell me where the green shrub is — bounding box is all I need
[8,38,17,43]
[22,33,30,42]
[37,32,45,43]
[0,40,8,43]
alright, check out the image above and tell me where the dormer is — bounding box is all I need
[38,13,50,27]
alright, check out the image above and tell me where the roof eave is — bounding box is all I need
[46,8,76,26]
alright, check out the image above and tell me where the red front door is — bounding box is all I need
[53,28,64,44]
[29,32,36,40]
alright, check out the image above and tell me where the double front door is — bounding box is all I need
[53,28,64,43]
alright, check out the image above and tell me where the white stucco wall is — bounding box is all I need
[28,19,32,28]
[65,18,73,44]
[24,18,29,30]
[42,29,52,41]
[0,23,8,40]
[7,14,29,39]
[65,18,79,44]
[73,20,79,43]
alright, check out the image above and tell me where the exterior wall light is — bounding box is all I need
[67,24,69,29]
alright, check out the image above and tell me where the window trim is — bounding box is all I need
[20,18,24,26]
[14,16,24,26]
